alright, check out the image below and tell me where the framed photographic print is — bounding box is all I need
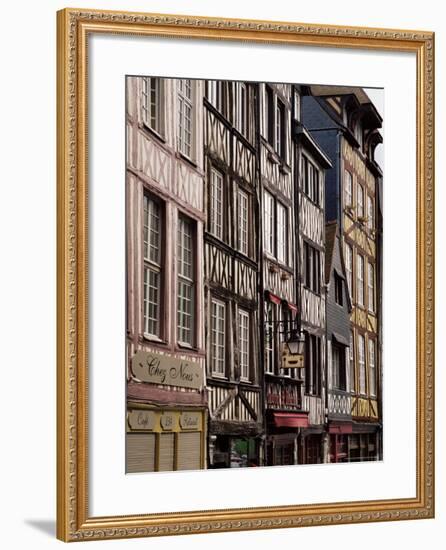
[57,7,435,542]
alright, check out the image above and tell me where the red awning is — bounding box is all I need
[272,412,309,428]
[287,302,298,314]
[328,422,353,434]
[268,292,282,305]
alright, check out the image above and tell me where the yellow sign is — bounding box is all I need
[281,347,304,369]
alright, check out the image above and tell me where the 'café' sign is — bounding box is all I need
[132,350,203,390]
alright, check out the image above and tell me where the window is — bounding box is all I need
[303,156,320,205]
[209,168,224,239]
[207,80,225,113]
[264,191,275,255]
[142,77,162,133]
[344,170,353,208]
[368,262,375,313]
[357,254,365,307]
[357,184,365,218]
[293,90,301,121]
[143,195,162,338]
[334,272,343,306]
[210,299,225,376]
[369,339,377,397]
[238,83,248,138]
[350,331,355,393]
[177,215,195,346]
[303,242,321,294]
[265,302,276,374]
[238,189,249,255]
[276,202,288,264]
[305,333,321,396]
[345,243,353,297]
[265,85,274,146]
[368,195,374,231]
[177,79,193,158]
[238,309,250,380]
[332,343,346,391]
[358,334,366,395]
[275,99,285,158]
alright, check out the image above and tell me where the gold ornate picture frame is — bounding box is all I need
[57,7,434,542]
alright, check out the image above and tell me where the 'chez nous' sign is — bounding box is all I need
[132,350,203,390]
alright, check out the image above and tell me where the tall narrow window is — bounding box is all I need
[142,77,162,133]
[344,170,353,208]
[369,339,376,397]
[367,195,374,231]
[177,79,193,158]
[345,243,353,297]
[177,215,195,346]
[209,168,224,239]
[276,100,285,158]
[332,343,346,391]
[264,191,275,255]
[357,184,365,218]
[304,242,321,294]
[303,156,320,204]
[368,262,375,313]
[334,272,344,306]
[143,195,162,337]
[210,299,225,376]
[265,302,275,375]
[305,333,321,396]
[238,189,249,255]
[207,80,224,113]
[265,86,274,146]
[277,202,287,264]
[293,90,301,122]
[238,309,250,380]
[357,254,365,307]
[350,331,355,393]
[358,334,366,395]
[238,83,248,138]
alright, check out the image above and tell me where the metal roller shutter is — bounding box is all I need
[126,433,155,473]
[158,433,175,471]
[177,432,201,471]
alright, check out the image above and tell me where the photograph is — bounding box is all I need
[125,77,384,473]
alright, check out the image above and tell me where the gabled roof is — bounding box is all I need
[325,221,352,312]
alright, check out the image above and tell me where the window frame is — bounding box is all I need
[264,190,275,256]
[210,297,226,377]
[344,169,353,208]
[332,342,347,391]
[334,271,344,306]
[237,188,249,256]
[368,262,376,313]
[358,334,366,395]
[357,253,365,307]
[265,301,276,375]
[357,183,365,218]
[209,167,224,240]
[238,308,250,381]
[141,77,163,135]
[303,241,321,295]
[368,339,377,397]
[345,243,353,299]
[142,193,164,340]
[177,79,194,159]
[177,213,196,348]
[305,332,321,396]
[276,201,288,264]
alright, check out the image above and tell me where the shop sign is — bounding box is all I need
[132,350,203,389]
[160,412,176,431]
[179,412,202,430]
[128,410,156,430]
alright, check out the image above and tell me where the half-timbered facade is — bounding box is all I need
[125,77,207,472]
[259,83,305,466]
[302,87,383,461]
[204,80,263,468]
[325,221,353,462]
[293,87,332,463]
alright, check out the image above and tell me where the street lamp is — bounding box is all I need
[285,330,305,356]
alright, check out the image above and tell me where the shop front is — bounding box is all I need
[126,407,206,473]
